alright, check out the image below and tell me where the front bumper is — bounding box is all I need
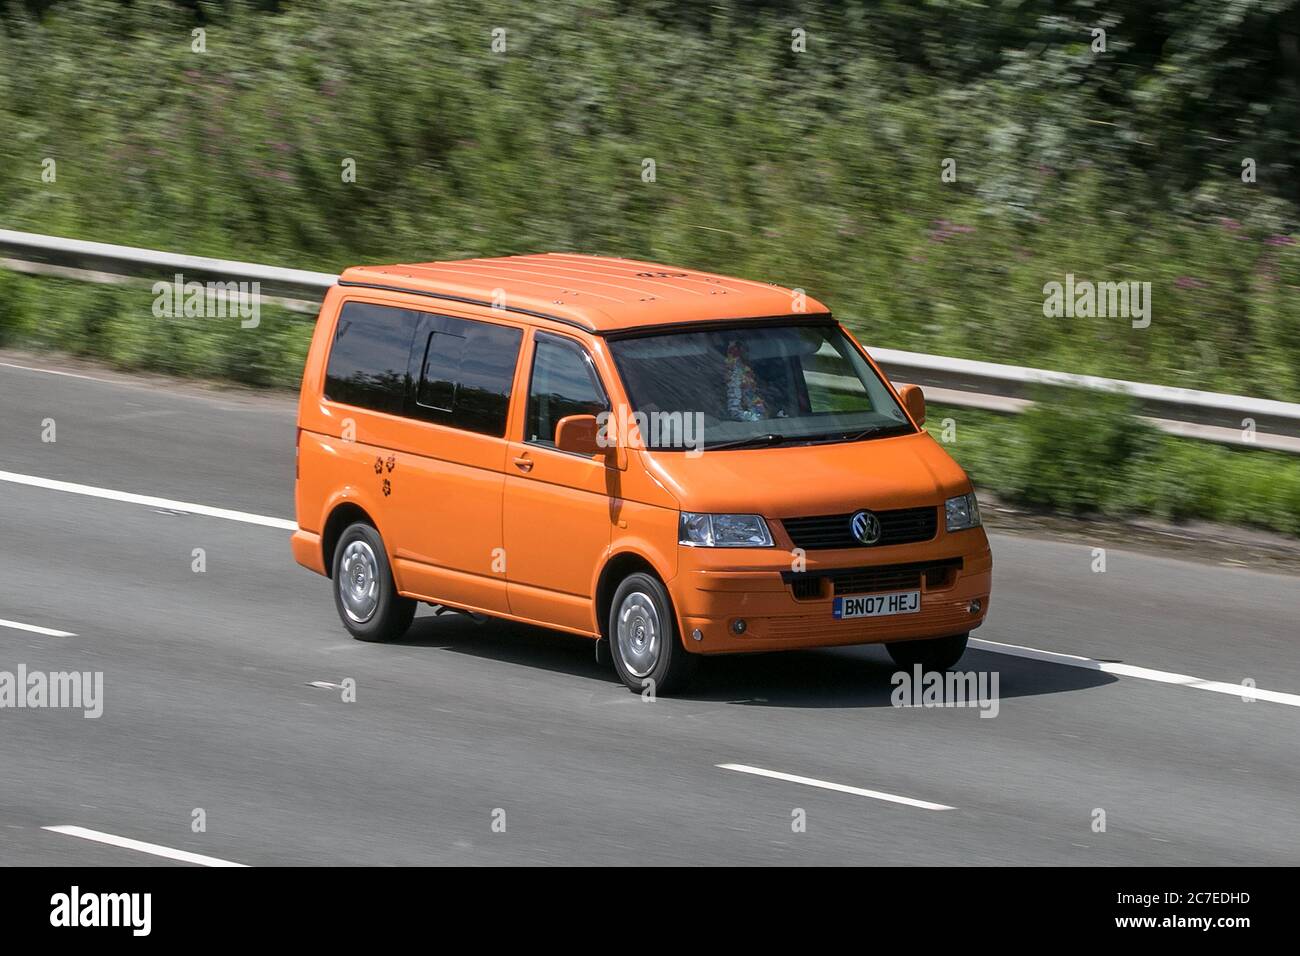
[669,529,992,654]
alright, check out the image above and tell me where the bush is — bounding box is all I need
[926,399,1300,537]
[0,268,34,345]
[0,270,315,386]
[998,389,1160,514]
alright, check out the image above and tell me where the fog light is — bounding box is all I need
[968,599,982,614]
[731,619,747,635]
[691,628,703,642]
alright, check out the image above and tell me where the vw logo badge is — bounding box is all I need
[850,509,882,545]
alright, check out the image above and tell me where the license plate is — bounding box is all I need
[833,590,921,620]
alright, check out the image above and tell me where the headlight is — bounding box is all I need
[945,492,982,532]
[679,512,773,547]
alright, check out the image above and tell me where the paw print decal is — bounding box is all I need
[373,455,396,497]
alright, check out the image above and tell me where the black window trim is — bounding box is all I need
[333,282,830,340]
[337,281,595,333]
[324,297,524,437]
[604,315,915,449]
[404,310,523,438]
[322,300,420,417]
[411,325,461,415]
[523,329,611,456]
[598,312,835,340]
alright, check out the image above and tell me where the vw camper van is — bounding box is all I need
[292,255,992,692]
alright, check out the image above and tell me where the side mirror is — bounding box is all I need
[897,383,926,425]
[555,414,602,458]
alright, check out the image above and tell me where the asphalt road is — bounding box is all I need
[1,354,1298,866]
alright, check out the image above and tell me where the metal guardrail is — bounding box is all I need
[2,228,1298,453]
[0,229,336,299]
[864,350,1300,453]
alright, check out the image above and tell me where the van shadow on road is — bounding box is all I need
[393,610,1116,709]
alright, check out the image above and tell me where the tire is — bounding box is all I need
[331,522,416,643]
[608,572,696,695]
[886,632,969,671]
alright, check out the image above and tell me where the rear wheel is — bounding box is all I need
[886,632,969,671]
[331,522,416,643]
[608,572,695,695]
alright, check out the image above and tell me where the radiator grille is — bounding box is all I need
[782,507,937,550]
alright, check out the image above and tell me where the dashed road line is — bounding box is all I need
[970,637,1300,708]
[43,825,249,867]
[717,763,954,810]
[0,617,76,638]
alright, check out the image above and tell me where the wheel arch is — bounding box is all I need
[320,500,379,578]
[593,549,679,642]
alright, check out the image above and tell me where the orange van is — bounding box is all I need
[292,255,992,692]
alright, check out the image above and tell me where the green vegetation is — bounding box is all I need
[2,1,1299,398]
[927,397,1300,537]
[2,0,1298,535]
[0,270,311,388]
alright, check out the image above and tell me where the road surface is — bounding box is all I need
[1,355,1297,865]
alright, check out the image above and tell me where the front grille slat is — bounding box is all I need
[782,558,962,598]
[789,577,823,600]
[831,568,921,594]
[782,506,937,550]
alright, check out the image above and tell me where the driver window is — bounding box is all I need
[525,333,609,447]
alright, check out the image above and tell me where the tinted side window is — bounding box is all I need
[324,302,418,415]
[526,334,609,447]
[413,315,522,437]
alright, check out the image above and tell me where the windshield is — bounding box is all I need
[607,322,914,451]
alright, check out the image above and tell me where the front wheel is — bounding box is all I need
[331,522,416,643]
[885,632,969,671]
[608,572,696,695]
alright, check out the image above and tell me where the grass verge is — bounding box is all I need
[927,395,1300,538]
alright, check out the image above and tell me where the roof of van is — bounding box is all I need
[337,253,829,333]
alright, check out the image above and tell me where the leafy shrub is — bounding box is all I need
[998,389,1160,514]
[927,400,1300,537]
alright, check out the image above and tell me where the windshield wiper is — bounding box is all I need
[800,423,915,444]
[840,422,913,441]
[704,423,912,451]
[705,433,793,451]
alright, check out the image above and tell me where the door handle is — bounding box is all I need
[512,455,534,472]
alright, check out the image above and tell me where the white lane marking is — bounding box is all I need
[0,618,76,638]
[717,763,954,811]
[0,470,296,531]
[970,638,1300,707]
[43,825,249,867]
[0,360,126,386]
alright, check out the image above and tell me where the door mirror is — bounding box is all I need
[555,414,602,457]
[897,383,926,425]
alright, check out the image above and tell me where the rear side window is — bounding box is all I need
[526,333,609,447]
[412,316,522,436]
[324,302,418,415]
